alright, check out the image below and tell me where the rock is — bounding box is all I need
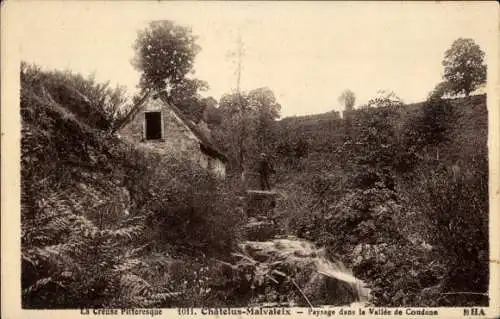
[236,238,371,306]
[242,219,278,241]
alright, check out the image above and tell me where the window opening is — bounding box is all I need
[145,112,162,140]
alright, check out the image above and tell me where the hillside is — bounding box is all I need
[20,66,246,308]
[278,94,486,156]
[272,94,489,306]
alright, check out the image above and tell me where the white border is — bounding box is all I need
[2,2,499,318]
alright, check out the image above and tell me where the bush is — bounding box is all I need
[124,150,244,256]
[411,161,488,302]
[21,61,131,131]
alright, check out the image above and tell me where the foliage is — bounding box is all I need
[338,89,356,111]
[203,97,222,126]
[22,198,153,308]
[132,20,200,92]
[248,87,282,155]
[21,61,131,132]
[366,90,404,108]
[281,169,441,306]
[131,20,213,123]
[169,78,211,123]
[442,38,486,96]
[275,90,489,306]
[214,92,250,170]
[340,105,408,175]
[21,64,244,308]
[428,81,453,100]
[410,161,488,301]
[128,150,245,256]
[403,98,456,153]
[214,87,281,171]
[275,133,309,170]
[21,71,164,308]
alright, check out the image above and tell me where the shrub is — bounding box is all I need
[411,161,488,303]
[123,150,244,256]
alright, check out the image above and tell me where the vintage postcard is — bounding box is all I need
[1,1,499,318]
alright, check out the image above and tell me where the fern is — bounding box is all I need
[21,190,156,308]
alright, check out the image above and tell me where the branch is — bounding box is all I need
[290,277,313,308]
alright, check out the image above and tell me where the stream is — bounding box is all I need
[231,192,371,307]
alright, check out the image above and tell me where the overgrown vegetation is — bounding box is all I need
[20,28,489,308]
[273,94,489,306]
[21,63,245,308]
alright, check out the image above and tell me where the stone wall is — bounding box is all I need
[119,96,225,178]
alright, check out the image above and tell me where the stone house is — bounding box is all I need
[117,92,227,179]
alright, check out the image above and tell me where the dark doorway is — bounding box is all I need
[145,112,162,140]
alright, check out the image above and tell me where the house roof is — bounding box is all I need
[118,91,228,163]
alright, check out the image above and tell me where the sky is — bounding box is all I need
[14,1,498,117]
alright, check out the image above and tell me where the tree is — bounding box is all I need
[420,99,455,146]
[442,38,486,96]
[132,20,211,122]
[214,92,250,171]
[338,89,356,111]
[367,90,403,108]
[248,87,281,155]
[214,88,281,171]
[169,78,209,123]
[132,20,201,92]
[201,97,221,126]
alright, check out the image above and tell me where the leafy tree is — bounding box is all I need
[403,98,456,161]
[247,87,281,155]
[442,38,486,96]
[201,97,222,127]
[343,107,399,171]
[214,92,251,170]
[132,21,208,122]
[338,89,356,111]
[132,20,201,92]
[214,88,281,171]
[420,99,455,146]
[169,78,209,123]
[275,131,309,169]
[340,89,417,179]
